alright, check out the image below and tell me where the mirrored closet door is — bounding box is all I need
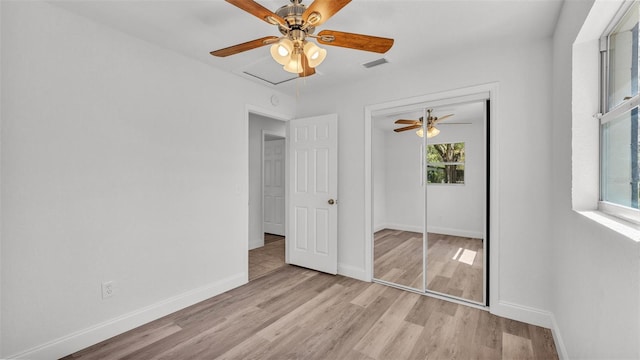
[372,109,424,291]
[372,98,488,305]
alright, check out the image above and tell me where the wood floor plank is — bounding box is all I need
[353,291,420,359]
[502,332,535,360]
[528,324,560,360]
[377,320,424,360]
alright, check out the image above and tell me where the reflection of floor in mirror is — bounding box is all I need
[426,233,484,303]
[374,229,424,289]
[374,229,484,303]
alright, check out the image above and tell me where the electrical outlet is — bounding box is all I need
[102,281,115,299]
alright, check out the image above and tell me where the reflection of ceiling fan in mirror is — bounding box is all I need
[210,0,394,77]
[393,109,468,138]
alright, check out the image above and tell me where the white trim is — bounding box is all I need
[598,201,640,226]
[249,238,264,250]
[490,300,553,329]
[426,226,484,239]
[9,273,246,360]
[374,224,482,239]
[550,313,570,360]
[245,104,292,269]
[337,264,368,282]
[379,223,424,233]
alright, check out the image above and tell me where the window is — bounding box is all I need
[426,142,465,184]
[600,0,640,223]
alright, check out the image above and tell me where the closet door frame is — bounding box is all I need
[365,83,497,309]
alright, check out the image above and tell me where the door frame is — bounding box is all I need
[364,83,499,308]
[246,104,293,277]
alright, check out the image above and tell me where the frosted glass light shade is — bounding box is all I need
[303,41,327,68]
[283,53,302,73]
[416,128,424,137]
[427,126,440,138]
[270,39,294,66]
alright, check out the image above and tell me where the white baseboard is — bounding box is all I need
[373,223,387,233]
[486,301,569,358]
[549,313,569,360]
[378,224,483,239]
[427,226,483,239]
[383,223,423,233]
[9,273,247,360]
[490,300,553,329]
[338,264,367,282]
[249,238,264,250]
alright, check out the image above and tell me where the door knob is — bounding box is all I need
[328,199,336,205]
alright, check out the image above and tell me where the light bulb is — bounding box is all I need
[270,38,293,66]
[283,53,302,73]
[303,41,327,68]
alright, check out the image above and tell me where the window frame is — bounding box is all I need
[425,141,466,185]
[599,0,640,225]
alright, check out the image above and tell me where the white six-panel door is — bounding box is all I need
[264,139,285,236]
[287,114,338,274]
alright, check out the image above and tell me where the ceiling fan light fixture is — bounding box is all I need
[283,53,303,73]
[270,38,294,66]
[416,128,424,138]
[303,41,327,67]
[427,126,440,138]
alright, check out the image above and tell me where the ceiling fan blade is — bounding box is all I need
[394,125,422,132]
[210,36,279,57]
[317,30,394,53]
[303,0,351,27]
[435,114,454,121]
[394,119,420,125]
[298,53,316,77]
[225,0,287,27]
[438,122,472,125]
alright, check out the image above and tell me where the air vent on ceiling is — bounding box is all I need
[362,58,389,69]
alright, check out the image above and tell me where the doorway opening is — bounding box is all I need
[248,113,287,281]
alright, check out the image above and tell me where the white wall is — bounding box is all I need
[248,114,286,249]
[552,0,640,358]
[297,38,554,319]
[0,2,294,358]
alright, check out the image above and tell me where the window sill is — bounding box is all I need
[576,210,640,243]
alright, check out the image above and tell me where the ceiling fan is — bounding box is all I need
[210,0,394,77]
[394,109,460,138]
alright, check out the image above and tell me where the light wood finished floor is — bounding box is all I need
[374,229,484,303]
[249,234,285,281]
[61,265,558,360]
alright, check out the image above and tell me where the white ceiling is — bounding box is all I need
[50,0,564,96]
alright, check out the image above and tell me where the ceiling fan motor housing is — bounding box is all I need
[276,2,316,36]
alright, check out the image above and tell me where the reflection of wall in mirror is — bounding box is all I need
[373,111,485,239]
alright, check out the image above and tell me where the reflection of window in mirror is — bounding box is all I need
[426,142,465,184]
